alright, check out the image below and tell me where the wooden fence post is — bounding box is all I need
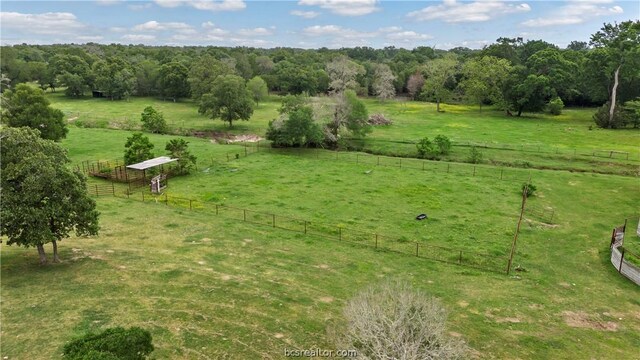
[619,248,625,273]
[272,214,276,228]
[243,209,247,221]
[304,221,307,234]
[459,251,462,264]
[112,182,115,195]
[375,234,378,249]
[416,243,419,257]
[399,158,402,168]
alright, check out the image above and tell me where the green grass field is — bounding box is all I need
[47,93,640,175]
[2,95,640,359]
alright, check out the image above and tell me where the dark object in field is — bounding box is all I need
[416,214,428,220]
[368,113,393,125]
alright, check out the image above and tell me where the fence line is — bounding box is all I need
[609,218,640,285]
[350,137,639,162]
[86,185,509,274]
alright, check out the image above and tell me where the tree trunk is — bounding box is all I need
[517,108,523,117]
[37,244,47,264]
[52,240,60,263]
[609,64,621,124]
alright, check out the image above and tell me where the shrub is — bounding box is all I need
[593,102,627,129]
[522,182,537,197]
[336,280,467,360]
[140,106,168,134]
[434,135,452,155]
[165,138,197,175]
[416,137,438,159]
[63,326,154,360]
[467,146,483,164]
[548,97,564,115]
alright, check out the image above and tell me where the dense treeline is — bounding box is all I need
[1,21,638,127]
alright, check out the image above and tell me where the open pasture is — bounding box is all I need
[48,93,640,175]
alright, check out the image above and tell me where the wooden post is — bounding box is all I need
[399,158,402,168]
[375,234,378,249]
[272,214,276,228]
[619,248,625,272]
[226,153,229,161]
[243,209,247,221]
[459,251,462,264]
[416,243,419,257]
[112,182,115,195]
[507,186,528,275]
[304,221,307,234]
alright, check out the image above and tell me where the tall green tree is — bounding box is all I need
[92,57,136,100]
[140,106,168,134]
[247,76,268,106]
[158,61,190,101]
[504,73,553,116]
[188,55,234,101]
[124,133,155,165]
[326,55,365,94]
[372,63,396,101]
[460,56,512,111]
[326,90,370,145]
[1,127,99,264]
[590,20,640,125]
[266,106,323,147]
[1,84,68,141]
[421,55,459,112]
[198,75,254,128]
[165,139,197,175]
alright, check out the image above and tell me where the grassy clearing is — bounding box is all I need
[49,93,640,175]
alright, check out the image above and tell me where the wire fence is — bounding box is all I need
[86,185,510,274]
[350,138,639,162]
[255,145,534,182]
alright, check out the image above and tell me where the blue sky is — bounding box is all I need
[1,1,638,49]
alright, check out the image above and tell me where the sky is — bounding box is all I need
[1,0,638,49]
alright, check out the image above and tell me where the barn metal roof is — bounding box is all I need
[126,156,177,170]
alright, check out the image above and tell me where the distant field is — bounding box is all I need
[47,93,640,174]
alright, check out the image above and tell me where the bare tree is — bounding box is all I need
[406,72,425,100]
[336,280,467,360]
[326,55,365,94]
[372,63,396,102]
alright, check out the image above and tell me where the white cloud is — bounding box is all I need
[302,25,433,48]
[129,3,153,11]
[408,0,530,23]
[0,12,86,35]
[121,34,156,42]
[110,26,127,32]
[298,0,379,16]
[386,31,433,41]
[522,0,623,27]
[154,0,245,11]
[77,35,105,42]
[132,21,196,34]
[303,25,377,38]
[290,10,321,19]
[237,27,274,36]
[435,39,491,50]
